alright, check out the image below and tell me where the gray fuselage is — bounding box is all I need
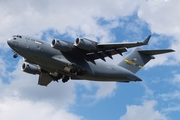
[7,35,141,82]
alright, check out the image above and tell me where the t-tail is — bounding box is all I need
[118,48,174,73]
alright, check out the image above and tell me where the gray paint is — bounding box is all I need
[7,35,174,86]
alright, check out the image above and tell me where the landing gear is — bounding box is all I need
[12,50,18,58]
[13,53,18,58]
[77,70,85,76]
[70,68,78,73]
[70,68,85,76]
[51,74,63,82]
[62,75,69,83]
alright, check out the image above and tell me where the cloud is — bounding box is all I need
[0,56,117,119]
[0,59,81,119]
[162,104,180,113]
[1,0,180,119]
[0,59,76,108]
[144,52,174,69]
[141,82,154,100]
[136,0,180,68]
[76,81,117,102]
[154,72,180,114]
[0,0,144,47]
[159,91,180,101]
[120,100,167,120]
[0,58,7,77]
[0,98,82,120]
[138,0,180,36]
[2,0,175,69]
[167,72,180,86]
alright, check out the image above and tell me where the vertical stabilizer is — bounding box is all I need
[118,48,174,73]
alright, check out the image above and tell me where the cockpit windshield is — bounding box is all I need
[13,35,22,38]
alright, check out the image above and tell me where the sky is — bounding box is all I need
[0,0,180,120]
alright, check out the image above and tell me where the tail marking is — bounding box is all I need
[124,59,143,69]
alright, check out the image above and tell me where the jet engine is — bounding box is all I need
[22,63,40,74]
[74,38,97,51]
[51,39,73,52]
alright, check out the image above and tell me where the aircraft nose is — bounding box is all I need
[7,38,14,47]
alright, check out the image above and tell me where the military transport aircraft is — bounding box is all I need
[7,35,174,86]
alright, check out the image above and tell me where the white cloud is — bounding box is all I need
[144,52,174,69]
[91,82,117,100]
[0,59,76,109]
[0,98,82,120]
[169,41,180,63]
[138,0,180,36]
[136,0,180,68]
[0,0,144,47]
[159,91,180,101]
[0,58,79,119]
[120,100,167,120]
[1,0,180,119]
[0,58,7,77]
[141,82,154,100]
[162,105,180,113]
[167,73,180,86]
[0,57,117,119]
[76,81,117,101]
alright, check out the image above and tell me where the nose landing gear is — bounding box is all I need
[12,50,18,58]
[13,53,18,58]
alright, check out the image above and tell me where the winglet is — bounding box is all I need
[142,35,151,45]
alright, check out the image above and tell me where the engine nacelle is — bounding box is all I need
[51,39,73,52]
[22,63,40,75]
[74,38,97,51]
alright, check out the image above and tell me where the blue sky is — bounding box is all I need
[0,0,180,120]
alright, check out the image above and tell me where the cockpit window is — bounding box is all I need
[13,35,22,38]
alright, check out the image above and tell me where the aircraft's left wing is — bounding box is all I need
[98,35,150,49]
[77,35,151,62]
[52,35,151,62]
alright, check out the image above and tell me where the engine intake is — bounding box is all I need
[74,38,97,51]
[22,63,40,74]
[51,39,73,52]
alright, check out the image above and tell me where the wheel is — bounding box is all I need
[62,75,69,83]
[77,70,85,76]
[13,54,18,58]
[70,68,78,73]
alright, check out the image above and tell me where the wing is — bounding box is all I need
[98,35,150,49]
[77,35,151,62]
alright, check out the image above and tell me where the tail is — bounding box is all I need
[118,48,174,73]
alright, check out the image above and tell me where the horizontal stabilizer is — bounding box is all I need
[118,48,174,73]
[139,49,175,55]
